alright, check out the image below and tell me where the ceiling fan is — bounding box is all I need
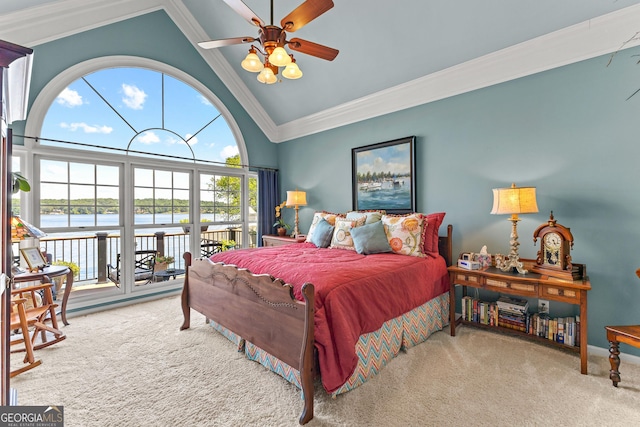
[198,0,339,84]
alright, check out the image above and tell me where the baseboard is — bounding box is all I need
[589,344,640,365]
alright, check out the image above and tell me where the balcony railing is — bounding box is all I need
[13,227,256,285]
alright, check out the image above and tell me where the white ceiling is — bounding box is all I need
[2,0,640,142]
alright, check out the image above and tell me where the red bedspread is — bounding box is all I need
[210,242,449,393]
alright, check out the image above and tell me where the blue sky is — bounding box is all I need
[40,67,239,164]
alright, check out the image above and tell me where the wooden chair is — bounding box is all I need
[107,249,157,287]
[11,282,66,352]
[9,297,42,377]
[604,268,640,387]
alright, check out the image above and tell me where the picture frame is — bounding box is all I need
[352,136,416,214]
[20,247,48,271]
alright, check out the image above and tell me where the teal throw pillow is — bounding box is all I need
[310,218,334,248]
[351,220,392,255]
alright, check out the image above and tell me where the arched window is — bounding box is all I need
[41,67,238,164]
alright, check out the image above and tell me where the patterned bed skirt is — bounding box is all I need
[209,291,450,396]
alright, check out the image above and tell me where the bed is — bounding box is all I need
[181,211,452,424]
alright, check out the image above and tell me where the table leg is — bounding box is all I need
[579,290,588,374]
[449,279,456,336]
[60,269,73,326]
[608,340,621,387]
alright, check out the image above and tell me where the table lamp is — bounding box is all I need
[286,190,307,238]
[490,183,538,274]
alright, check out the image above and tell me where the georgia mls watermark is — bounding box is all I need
[0,406,63,427]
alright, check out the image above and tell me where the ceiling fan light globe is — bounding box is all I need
[268,47,292,67]
[257,67,277,84]
[241,52,264,72]
[282,62,303,79]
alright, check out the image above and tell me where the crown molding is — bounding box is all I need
[0,0,163,47]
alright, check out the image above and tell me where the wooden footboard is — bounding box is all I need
[180,252,315,425]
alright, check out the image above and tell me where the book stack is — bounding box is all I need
[461,296,498,326]
[496,296,529,332]
[529,314,580,346]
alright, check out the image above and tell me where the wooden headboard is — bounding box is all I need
[438,224,453,267]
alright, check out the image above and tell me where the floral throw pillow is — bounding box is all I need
[305,211,342,243]
[330,217,366,250]
[381,213,425,257]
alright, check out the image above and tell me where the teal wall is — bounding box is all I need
[278,47,640,354]
[11,10,276,169]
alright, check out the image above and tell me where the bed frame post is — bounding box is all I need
[298,283,315,425]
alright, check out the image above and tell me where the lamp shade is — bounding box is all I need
[241,51,264,73]
[268,46,292,67]
[282,61,303,79]
[490,183,538,215]
[257,67,277,84]
[286,190,307,207]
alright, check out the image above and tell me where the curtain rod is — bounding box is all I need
[13,133,278,172]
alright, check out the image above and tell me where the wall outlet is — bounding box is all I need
[538,299,550,314]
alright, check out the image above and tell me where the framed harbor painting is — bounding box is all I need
[351,136,416,214]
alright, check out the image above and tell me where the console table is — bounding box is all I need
[13,265,73,326]
[449,258,591,374]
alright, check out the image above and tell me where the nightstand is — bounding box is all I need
[262,234,302,247]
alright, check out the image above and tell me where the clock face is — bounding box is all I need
[543,232,561,266]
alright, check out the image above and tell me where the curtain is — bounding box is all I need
[257,169,278,247]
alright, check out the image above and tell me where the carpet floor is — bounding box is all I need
[10,295,640,426]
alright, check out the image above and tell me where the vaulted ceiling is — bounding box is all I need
[2,0,640,142]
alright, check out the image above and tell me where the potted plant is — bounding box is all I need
[154,255,175,272]
[219,239,236,251]
[51,260,80,297]
[11,171,30,194]
[273,201,291,236]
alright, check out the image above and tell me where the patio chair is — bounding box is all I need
[200,239,223,258]
[107,249,157,287]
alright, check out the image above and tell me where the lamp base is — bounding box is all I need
[497,256,528,274]
[497,218,528,274]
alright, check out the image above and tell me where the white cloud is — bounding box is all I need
[184,134,198,146]
[121,83,147,110]
[198,95,212,106]
[165,136,180,145]
[56,88,84,107]
[220,145,239,159]
[60,122,113,134]
[138,131,160,144]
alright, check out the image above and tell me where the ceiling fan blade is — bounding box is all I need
[198,37,256,49]
[281,0,334,32]
[222,0,265,27]
[288,38,338,61]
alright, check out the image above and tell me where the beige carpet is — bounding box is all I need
[10,295,640,426]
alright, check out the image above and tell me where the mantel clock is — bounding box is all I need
[532,211,581,280]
